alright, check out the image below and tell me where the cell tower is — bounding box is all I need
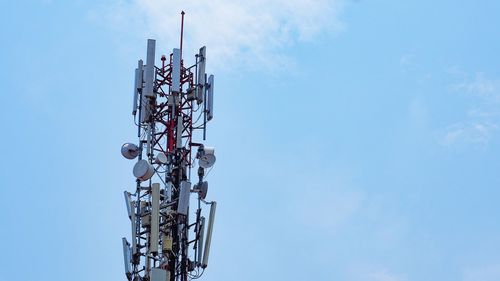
[121,12,217,281]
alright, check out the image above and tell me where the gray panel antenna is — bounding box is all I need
[202,201,216,268]
[144,39,156,98]
[124,191,132,218]
[122,238,131,275]
[177,181,191,216]
[172,48,181,93]
[176,115,183,149]
[196,46,206,104]
[197,217,205,264]
[130,200,137,255]
[140,40,155,123]
[132,60,143,115]
[207,75,214,121]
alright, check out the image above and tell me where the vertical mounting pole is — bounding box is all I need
[150,183,160,254]
[180,11,185,58]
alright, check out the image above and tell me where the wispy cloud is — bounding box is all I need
[399,53,414,67]
[463,263,500,281]
[442,73,500,146]
[442,121,498,146]
[96,0,344,71]
[369,270,406,281]
[454,73,500,103]
[348,266,407,281]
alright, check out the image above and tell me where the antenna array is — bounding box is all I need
[121,13,217,281]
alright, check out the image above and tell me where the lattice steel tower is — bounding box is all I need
[121,12,217,281]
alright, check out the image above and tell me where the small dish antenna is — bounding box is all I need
[133,160,155,181]
[121,143,140,159]
[194,181,208,199]
[198,147,216,168]
[155,153,168,164]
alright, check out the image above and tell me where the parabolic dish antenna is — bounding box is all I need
[133,160,155,181]
[199,154,216,168]
[121,143,140,159]
[155,153,168,164]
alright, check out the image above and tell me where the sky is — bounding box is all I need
[1,0,500,280]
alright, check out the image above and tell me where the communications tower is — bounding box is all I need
[120,12,217,281]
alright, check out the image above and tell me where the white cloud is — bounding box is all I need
[98,0,344,71]
[454,73,500,103]
[348,267,407,281]
[369,270,406,281]
[442,73,500,146]
[442,121,498,146]
[399,54,414,66]
[463,263,500,281]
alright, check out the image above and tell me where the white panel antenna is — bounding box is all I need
[177,181,191,216]
[172,48,181,93]
[141,40,156,123]
[122,238,132,275]
[197,216,205,264]
[196,47,206,104]
[202,201,216,268]
[146,126,152,156]
[166,181,172,202]
[176,115,183,149]
[144,39,156,98]
[132,59,143,115]
[207,75,214,121]
[150,183,160,254]
[124,191,132,218]
[131,202,137,255]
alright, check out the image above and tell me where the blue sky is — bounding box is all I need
[1,1,500,280]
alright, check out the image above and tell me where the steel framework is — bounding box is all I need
[121,13,217,281]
